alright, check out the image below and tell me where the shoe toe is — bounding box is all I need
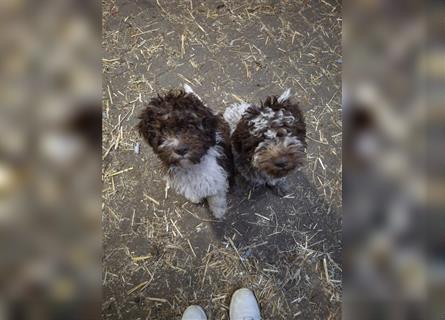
[229,288,261,320]
[181,305,207,320]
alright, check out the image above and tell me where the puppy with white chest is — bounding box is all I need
[137,85,233,219]
[223,89,306,195]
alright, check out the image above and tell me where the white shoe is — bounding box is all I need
[181,305,207,320]
[229,288,261,320]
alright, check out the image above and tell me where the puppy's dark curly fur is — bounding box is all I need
[137,90,233,174]
[226,92,306,195]
[137,89,233,218]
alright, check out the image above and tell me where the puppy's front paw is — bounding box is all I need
[270,180,291,197]
[186,195,203,204]
[210,205,226,219]
[207,192,227,219]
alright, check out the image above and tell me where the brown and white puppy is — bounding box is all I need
[223,89,306,195]
[137,85,233,218]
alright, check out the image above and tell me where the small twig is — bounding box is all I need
[187,239,197,257]
[127,281,149,295]
[144,194,160,206]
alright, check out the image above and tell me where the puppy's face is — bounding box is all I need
[252,128,305,178]
[233,103,306,179]
[138,91,217,168]
[151,116,215,167]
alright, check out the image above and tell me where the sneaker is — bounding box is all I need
[229,288,261,320]
[181,305,207,320]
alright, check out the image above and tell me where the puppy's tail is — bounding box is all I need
[223,102,251,134]
[278,88,291,103]
[183,84,202,101]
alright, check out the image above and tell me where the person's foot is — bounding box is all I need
[181,305,207,320]
[229,288,261,320]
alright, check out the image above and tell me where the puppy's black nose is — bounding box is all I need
[274,158,288,168]
[175,145,189,156]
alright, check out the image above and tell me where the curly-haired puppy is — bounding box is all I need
[223,89,306,195]
[137,85,233,218]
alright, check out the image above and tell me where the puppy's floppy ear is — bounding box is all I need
[137,104,158,147]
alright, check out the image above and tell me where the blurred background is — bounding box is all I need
[0,0,443,319]
[343,0,444,319]
[0,0,101,319]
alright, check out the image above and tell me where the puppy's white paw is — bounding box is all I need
[187,196,203,204]
[207,192,227,219]
[210,205,226,219]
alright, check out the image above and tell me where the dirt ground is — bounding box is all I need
[102,0,342,319]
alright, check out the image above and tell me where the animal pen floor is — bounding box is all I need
[102,0,342,319]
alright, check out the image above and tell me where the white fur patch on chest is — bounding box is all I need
[167,146,228,200]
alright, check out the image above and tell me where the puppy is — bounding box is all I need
[137,85,233,218]
[223,89,306,195]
